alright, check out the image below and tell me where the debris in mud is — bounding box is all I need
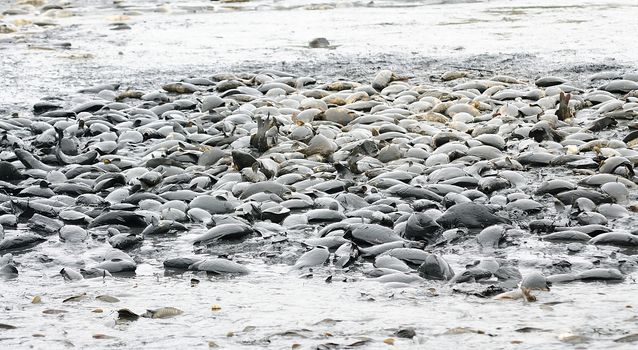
[394,327,416,338]
[96,295,120,303]
[443,327,489,335]
[42,309,67,315]
[614,333,638,343]
[63,293,88,303]
[93,333,117,339]
[383,337,395,345]
[141,307,183,319]
[308,37,331,49]
[116,308,139,322]
[558,332,590,344]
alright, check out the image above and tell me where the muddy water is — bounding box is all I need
[1,0,638,349]
[2,0,638,110]
[2,267,637,349]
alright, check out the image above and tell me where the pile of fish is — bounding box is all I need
[1,68,638,300]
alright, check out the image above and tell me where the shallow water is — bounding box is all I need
[2,0,638,349]
[2,0,638,110]
[3,263,638,348]
[2,253,638,349]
